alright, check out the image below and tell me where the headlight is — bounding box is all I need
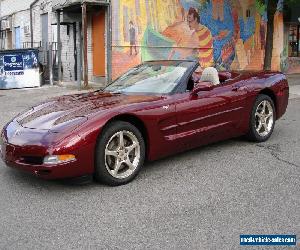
[43,154,76,165]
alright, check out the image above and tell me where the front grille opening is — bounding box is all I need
[21,156,44,165]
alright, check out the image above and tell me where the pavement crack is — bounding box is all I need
[256,144,300,168]
[270,151,300,168]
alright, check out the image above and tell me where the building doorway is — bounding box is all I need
[14,27,21,49]
[92,9,106,77]
[7,31,12,49]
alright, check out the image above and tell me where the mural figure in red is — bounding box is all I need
[187,7,214,68]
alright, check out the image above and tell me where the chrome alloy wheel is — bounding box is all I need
[255,100,274,137]
[105,130,140,179]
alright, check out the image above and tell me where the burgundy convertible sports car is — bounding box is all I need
[0,60,289,185]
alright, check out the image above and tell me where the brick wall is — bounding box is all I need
[31,1,76,81]
[60,24,76,81]
[87,15,94,81]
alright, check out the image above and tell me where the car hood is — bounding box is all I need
[16,91,162,132]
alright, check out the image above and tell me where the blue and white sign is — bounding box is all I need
[0,49,40,89]
[4,55,24,72]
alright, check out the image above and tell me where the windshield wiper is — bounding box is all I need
[94,87,105,93]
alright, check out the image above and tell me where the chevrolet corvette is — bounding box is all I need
[0,60,289,185]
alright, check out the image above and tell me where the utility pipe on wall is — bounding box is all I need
[57,10,62,84]
[77,22,82,88]
[82,2,88,87]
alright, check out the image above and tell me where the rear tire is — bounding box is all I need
[246,94,276,142]
[94,121,145,186]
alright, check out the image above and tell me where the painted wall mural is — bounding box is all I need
[111,0,284,79]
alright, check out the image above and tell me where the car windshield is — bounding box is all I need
[104,61,194,94]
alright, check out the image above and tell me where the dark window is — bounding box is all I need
[289,25,300,57]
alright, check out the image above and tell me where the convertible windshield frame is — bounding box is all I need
[104,60,197,95]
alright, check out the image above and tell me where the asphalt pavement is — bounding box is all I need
[0,80,299,250]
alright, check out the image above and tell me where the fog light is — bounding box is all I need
[43,154,76,165]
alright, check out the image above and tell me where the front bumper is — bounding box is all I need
[0,142,92,179]
[0,121,95,180]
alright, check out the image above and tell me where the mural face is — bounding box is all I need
[111,0,284,79]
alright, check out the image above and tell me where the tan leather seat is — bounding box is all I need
[200,67,220,85]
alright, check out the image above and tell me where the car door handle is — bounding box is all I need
[232,86,247,92]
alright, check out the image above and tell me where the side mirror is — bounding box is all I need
[191,81,213,95]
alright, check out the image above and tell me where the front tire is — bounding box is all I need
[95,121,145,186]
[247,94,276,142]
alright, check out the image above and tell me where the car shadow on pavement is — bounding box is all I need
[141,137,249,175]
